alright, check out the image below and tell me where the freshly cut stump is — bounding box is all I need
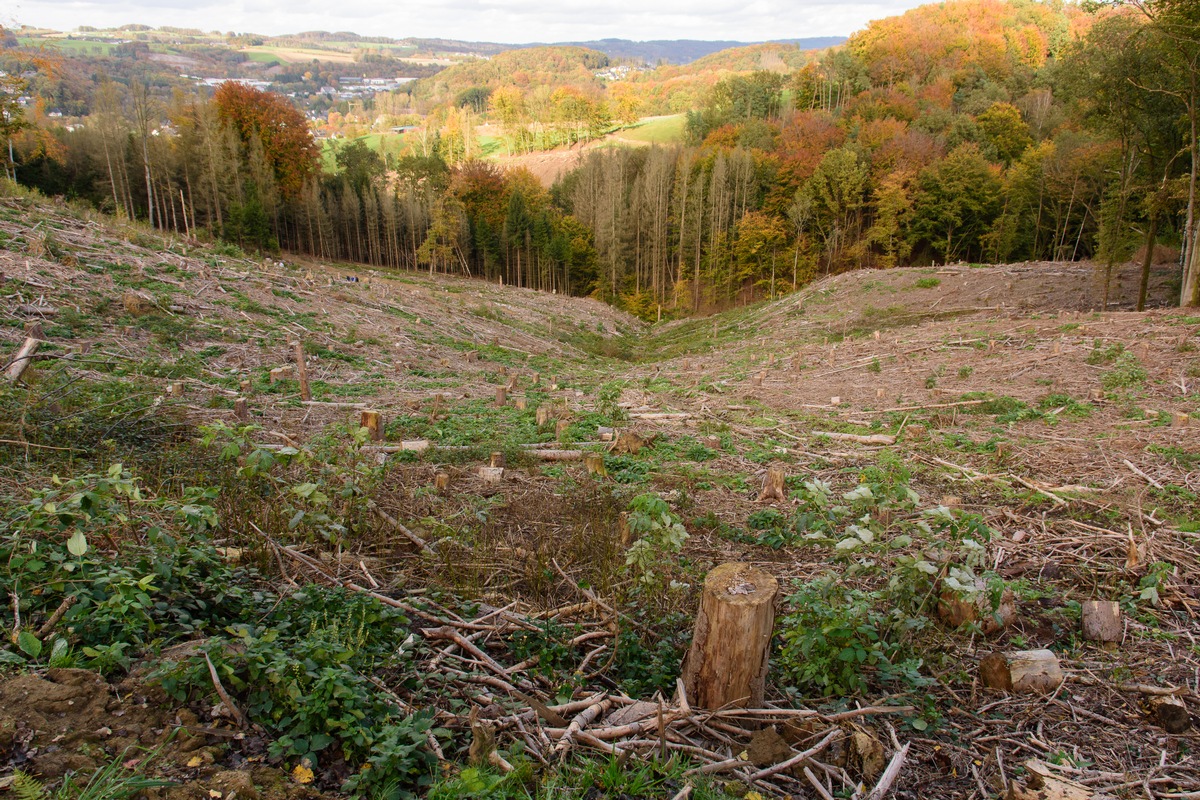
[1081,600,1122,643]
[980,649,1063,693]
[683,563,778,709]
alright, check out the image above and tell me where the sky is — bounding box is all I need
[7,0,928,44]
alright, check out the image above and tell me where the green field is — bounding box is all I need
[619,114,686,144]
[320,132,420,171]
[17,37,116,56]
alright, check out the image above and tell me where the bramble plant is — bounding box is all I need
[623,493,688,582]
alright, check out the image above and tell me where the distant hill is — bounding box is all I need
[524,38,846,64]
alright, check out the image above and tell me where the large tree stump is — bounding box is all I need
[682,563,778,709]
[494,386,507,407]
[234,397,249,422]
[360,410,384,441]
[758,466,786,502]
[1081,600,1121,643]
[979,649,1062,694]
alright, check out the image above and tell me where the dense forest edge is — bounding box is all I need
[4,0,1200,317]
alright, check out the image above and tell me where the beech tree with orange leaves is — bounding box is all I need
[212,82,320,200]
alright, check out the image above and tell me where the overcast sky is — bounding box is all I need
[8,0,926,44]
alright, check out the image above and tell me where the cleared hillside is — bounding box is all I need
[1,193,1198,799]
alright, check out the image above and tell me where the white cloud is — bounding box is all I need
[12,0,927,44]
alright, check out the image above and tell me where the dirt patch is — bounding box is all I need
[0,669,329,800]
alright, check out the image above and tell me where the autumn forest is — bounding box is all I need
[6,0,1200,317]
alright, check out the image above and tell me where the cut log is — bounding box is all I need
[813,431,896,445]
[1151,696,1191,734]
[294,341,311,402]
[5,336,41,383]
[494,386,507,407]
[980,649,1062,694]
[682,563,778,709]
[234,397,249,421]
[360,410,384,441]
[758,465,786,502]
[1080,600,1121,643]
[584,452,607,477]
[533,449,584,461]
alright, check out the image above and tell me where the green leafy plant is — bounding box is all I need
[777,578,926,696]
[623,494,688,582]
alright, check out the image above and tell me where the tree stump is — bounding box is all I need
[294,341,311,402]
[478,466,504,484]
[269,366,291,383]
[682,563,778,709]
[494,386,507,407]
[597,426,615,442]
[750,372,764,387]
[536,405,552,426]
[937,583,1015,635]
[758,466,786,502]
[555,419,571,440]
[467,351,479,363]
[239,379,251,393]
[1173,412,1190,429]
[168,381,184,398]
[1081,600,1121,643]
[360,410,384,441]
[584,452,607,477]
[434,472,450,492]
[234,397,249,422]
[1151,696,1191,734]
[514,396,527,411]
[489,451,505,469]
[979,649,1062,693]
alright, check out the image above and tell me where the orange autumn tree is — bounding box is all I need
[213,82,320,200]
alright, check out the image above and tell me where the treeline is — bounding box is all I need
[14,81,602,296]
[557,0,1200,310]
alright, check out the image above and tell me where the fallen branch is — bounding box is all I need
[812,431,896,445]
[204,652,247,728]
[371,505,436,556]
[866,742,910,800]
